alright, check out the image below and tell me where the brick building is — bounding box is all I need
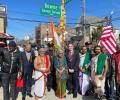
[0,4,14,46]
[35,23,76,45]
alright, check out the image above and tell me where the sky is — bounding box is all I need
[0,0,120,39]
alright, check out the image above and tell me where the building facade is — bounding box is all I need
[35,24,52,45]
[0,4,7,33]
[75,16,104,45]
[35,23,76,45]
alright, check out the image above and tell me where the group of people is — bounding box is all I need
[0,40,120,100]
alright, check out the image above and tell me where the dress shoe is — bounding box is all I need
[67,91,72,95]
[22,96,26,100]
[27,93,33,98]
[47,88,51,92]
[94,93,100,99]
[73,94,77,98]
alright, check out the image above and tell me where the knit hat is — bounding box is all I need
[8,41,17,47]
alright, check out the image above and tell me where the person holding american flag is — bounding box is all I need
[99,14,117,100]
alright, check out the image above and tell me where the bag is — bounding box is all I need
[16,75,24,88]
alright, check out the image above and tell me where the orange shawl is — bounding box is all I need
[35,55,50,74]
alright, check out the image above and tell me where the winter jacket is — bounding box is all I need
[0,48,22,74]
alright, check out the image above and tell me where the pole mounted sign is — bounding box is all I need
[64,0,72,4]
[40,0,72,17]
[41,3,61,17]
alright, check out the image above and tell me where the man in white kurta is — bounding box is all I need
[79,46,91,95]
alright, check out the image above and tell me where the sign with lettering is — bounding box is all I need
[41,3,61,17]
[64,0,72,4]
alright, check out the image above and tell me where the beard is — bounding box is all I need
[82,51,86,54]
[9,47,16,52]
[96,51,101,55]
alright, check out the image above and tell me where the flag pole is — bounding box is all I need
[50,17,56,52]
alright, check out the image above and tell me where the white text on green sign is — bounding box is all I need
[41,3,61,17]
[41,8,61,17]
[45,3,61,11]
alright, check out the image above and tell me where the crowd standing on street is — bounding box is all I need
[0,41,120,100]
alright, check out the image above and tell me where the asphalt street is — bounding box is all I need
[0,87,96,100]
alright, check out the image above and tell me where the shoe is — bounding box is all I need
[94,93,100,99]
[67,91,72,95]
[22,96,25,100]
[47,88,51,92]
[73,94,77,98]
[27,93,33,98]
[100,95,106,100]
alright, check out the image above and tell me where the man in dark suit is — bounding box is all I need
[65,42,80,98]
[21,44,35,100]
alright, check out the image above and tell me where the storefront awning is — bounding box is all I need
[0,33,14,40]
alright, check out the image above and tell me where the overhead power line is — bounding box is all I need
[8,17,78,25]
[8,16,120,26]
[8,17,52,23]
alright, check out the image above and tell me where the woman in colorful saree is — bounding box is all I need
[34,46,50,100]
[55,50,68,99]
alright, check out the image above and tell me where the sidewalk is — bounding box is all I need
[0,87,96,100]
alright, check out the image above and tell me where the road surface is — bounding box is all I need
[0,87,96,100]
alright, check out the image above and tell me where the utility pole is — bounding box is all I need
[82,0,86,44]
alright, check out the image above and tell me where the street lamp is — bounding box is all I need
[46,28,49,43]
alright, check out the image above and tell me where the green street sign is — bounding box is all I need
[41,8,61,17]
[64,0,72,4]
[41,3,61,17]
[44,3,61,11]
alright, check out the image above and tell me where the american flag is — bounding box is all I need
[99,20,116,54]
